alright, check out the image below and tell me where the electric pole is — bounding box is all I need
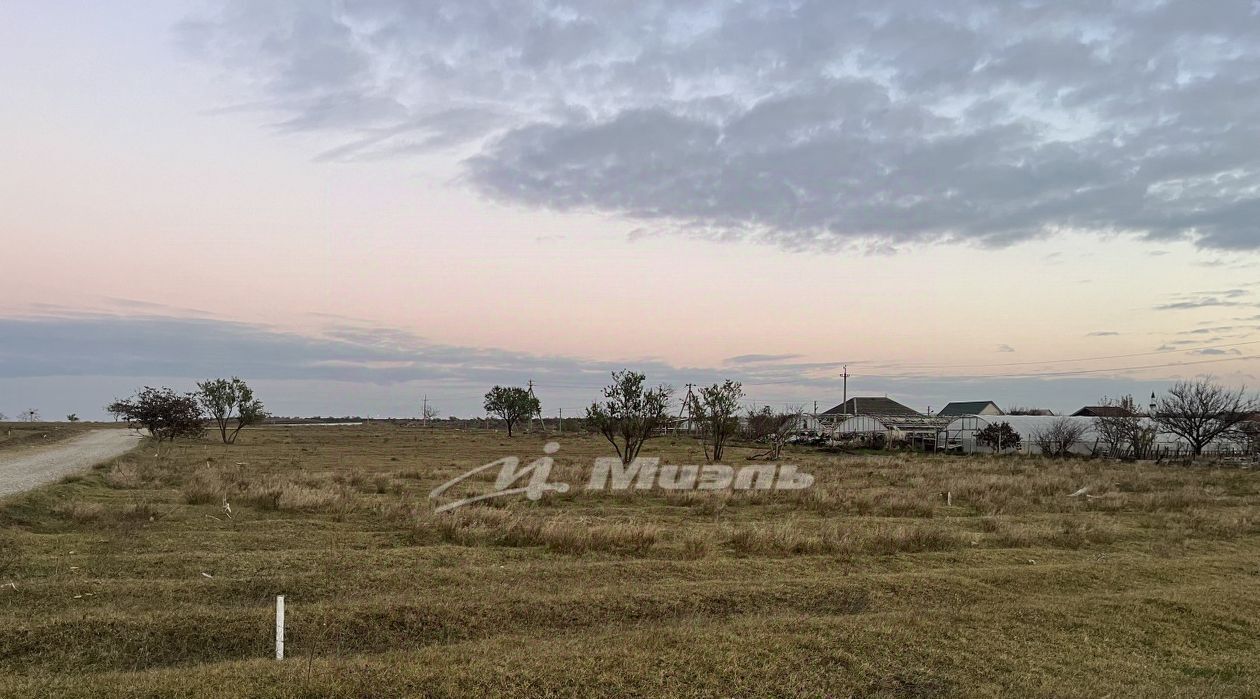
[842,365,850,414]
[677,383,697,434]
[527,380,545,432]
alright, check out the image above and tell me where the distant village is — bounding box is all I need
[270,390,1260,461]
[799,395,1259,458]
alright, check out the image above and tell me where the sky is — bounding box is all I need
[2,0,1260,420]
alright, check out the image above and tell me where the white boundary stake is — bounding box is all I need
[275,595,285,660]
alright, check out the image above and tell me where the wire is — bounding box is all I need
[520,347,1260,393]
[739,353,1257,386]
[966,352,1258,379]
[855,339,1260,370]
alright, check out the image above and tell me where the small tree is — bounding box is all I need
[483,386,539,437]
[1030,418,1090,458]
[19,409,40,422]
[107,387,204,442]
[1153,378,1259,456]
[0,412,7,421]
[745,406,801,460]
[694,380,743,462]
[974,421,1020,452]
[198,377,267,444]
[585,370,673,464]
[66,414,80,422]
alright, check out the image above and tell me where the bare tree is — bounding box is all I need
[1153,378,1259,456]
[19,409,40,422]
[586,370,673,465]
[0,412,7,421]
[1093,395,1157,459]
[693,380,743,462]
[1030,418,1091,458]
[745,405,801,460]
[484,386,540,437]
[1235,421,1260,458]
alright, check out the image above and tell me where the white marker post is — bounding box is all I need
[275,595,285,660]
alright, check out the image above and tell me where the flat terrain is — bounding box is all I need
[0,429,141,498]
[0,424,1257,697]
[0,422,103,452]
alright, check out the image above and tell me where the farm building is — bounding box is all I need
[938,415,1100,455]
[798,412,823,432]
[831,414,947,450]
[939,414,1247,457]
[937,401,1002,417]
[818,397,919,426]
[1072,405,1136,417]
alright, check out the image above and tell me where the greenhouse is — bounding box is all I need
[937,415,1097,455]
[831,414,948,451]
[938,414,1246,456]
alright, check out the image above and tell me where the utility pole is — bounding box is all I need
[422,395,429,427]
[527,380,544,432]
[841,365,850,415]
[558,408,563,434]
[677,383,697,434]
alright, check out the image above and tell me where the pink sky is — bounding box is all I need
[3,1,1259,418]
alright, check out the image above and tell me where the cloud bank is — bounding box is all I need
[0,313,1212,418]
[181,0,1260,251]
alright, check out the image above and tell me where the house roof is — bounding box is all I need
[820,397,920,417]
[1071,406,1135,417]
[937,401,1000,416]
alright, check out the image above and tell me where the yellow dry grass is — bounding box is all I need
[0,424,1257,697]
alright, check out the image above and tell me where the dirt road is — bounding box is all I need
[0,429,141,498]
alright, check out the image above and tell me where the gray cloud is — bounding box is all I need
[1086,331,1119,337]
[180,0,1260,252]
[1189,348,1243,356]
[1155,298,1252,310]
[0,313,1190,418]
[724,354,804,365]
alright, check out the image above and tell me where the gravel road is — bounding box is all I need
[0,429,142,498]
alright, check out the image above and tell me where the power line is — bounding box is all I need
[501,347,1260,394]
[856,339,1260,370]
[971,352,1258,379]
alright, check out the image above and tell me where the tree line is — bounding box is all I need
[974,378,1259,458]
[106,378,267,444]
[485,371,800,465]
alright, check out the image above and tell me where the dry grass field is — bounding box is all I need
[1,424,1258,697]
[0,422,101,452]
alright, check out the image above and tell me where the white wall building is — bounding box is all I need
[939,414,1245,456]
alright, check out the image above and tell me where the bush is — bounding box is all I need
[106,387,204,442]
